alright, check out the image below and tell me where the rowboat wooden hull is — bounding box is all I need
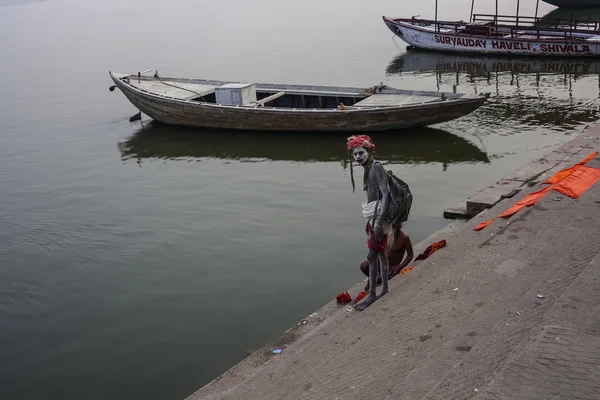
[109,72,488,132]
[383,16,600,57]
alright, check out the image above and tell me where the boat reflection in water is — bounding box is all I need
[387,48,600,131]
[388,49,600,76]
[118,123,489,171]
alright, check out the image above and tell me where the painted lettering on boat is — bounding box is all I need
[540,44,590,54]
[434,35,487,48]
[491,41,531,51]
[433,35,592,54]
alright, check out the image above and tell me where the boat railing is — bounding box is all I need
[472,13,600,32]
[399,15,600,39]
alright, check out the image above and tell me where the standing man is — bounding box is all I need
[347,135,391,311]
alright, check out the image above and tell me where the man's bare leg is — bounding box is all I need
[360,260,382,291]
[378,251,389,298]
[360,260,370,291]
[355,249,379,311]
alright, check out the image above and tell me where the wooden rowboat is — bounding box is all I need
[108,71,488,132]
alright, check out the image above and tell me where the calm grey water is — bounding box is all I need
[2,0,599,399]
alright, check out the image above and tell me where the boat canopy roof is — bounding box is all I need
[430,0,577,23]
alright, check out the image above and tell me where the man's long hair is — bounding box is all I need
[349,150,356,193]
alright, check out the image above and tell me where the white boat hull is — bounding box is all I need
[383,17,600,57]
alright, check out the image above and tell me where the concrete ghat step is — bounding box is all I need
[391,190,600,400]
[477,326,600,400]
[444,180,523,220]
[466,179,523,217]
[477,256,600,399]
[443,201,468,220]
[443,126,600,221]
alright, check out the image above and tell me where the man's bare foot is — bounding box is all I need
[378,288,388,299]
[354,294,376,311]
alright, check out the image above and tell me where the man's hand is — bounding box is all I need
[373,224,384,244]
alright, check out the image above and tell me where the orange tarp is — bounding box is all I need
[474,151,599,231]
[553,166,600,199]
[473,185,553,231]
[543,151,598,184]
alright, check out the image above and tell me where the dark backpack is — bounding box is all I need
[374,162,413,225]
[385,170,413,224]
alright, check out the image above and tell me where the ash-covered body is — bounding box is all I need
[348,136,391,311]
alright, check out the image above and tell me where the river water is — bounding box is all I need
[2,0,599,399]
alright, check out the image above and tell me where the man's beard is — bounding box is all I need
[360,157,372,167]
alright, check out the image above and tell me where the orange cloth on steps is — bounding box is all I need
[415,239,447,261]
[544,151,598,184]
[553,166,600,199]
[400,265,415,276]
[474,151,599,231]
[400,239,447,276]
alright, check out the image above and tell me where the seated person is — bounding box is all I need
[360,223,413,290]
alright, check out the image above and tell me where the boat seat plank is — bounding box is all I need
[131,79,218,100]
[515,35,557,39]
[468,21,493,26]
[265,88,363,97]
[353,94,441,107]
[251,91,286,106]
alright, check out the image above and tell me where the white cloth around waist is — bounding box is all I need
[362,200,380,219]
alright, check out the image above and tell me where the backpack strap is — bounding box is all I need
[373,161,389,195]
[371,161,390,227]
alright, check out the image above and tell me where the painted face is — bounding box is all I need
[352,146,369,165]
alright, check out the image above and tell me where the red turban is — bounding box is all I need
[347,135,375,152]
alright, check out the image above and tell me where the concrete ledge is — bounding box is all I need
[443,201,468,220]
[466,180,522,217]
[580,123,600,139]
[540,150,573,163]
[444,128,600,221]
[444,181,523,220]
[503,159,554,183]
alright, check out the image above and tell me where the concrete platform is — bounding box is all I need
[479,325,600,399]
[185,124,600,400]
